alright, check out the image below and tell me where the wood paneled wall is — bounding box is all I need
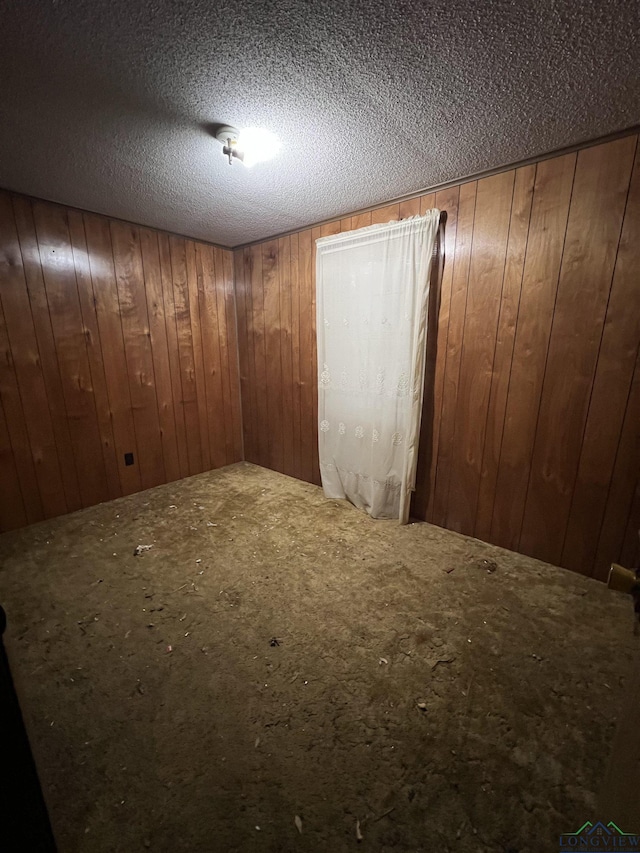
[0,192,242,531]
[234,135,640,580]
[3,135,638,579]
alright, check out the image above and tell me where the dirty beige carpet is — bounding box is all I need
[0,462,636,852]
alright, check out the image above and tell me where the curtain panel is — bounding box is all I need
[316,211,440,523]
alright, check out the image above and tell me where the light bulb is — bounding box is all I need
[237,127,281,168]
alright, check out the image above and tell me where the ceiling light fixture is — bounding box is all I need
[215,125,280,168]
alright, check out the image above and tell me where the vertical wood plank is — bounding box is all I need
[431,180,477,527]
[185,240,211,471]
[313,221,342,487]
[83,213,142,495]
[474,165,536,540]
[11,195,82,512]
[289,234,302,480]
[32,201,109,508]
[158,232,190,480]
[212,247,238,465]
[222,248,243,463]
[1,193,66,518]
[195,243,226,469]
[370,203,400,225]
[0,296,43,522]
[416,191,438,516]
[489,153,577,550]
[139,227,181,483]
[249,245,269,466]
[399,198,421,219]
[520,137,637,564]
[169,236,202,476]
[420,194,438,215]
[215,248,235,463]
[418,187,459,522]
[0,394,27,530]
[421,193,436,211]
[340,218,352,232]
[278,236,294,477]
[621,484,640,568]
[351,212,372,231]
[562,140,640,574]
[310,225,321,486]
[234,248,254,461]
[110,221,166,489]
[241,248,259,463]
[594,348,640,580]
[298,229,314,483]
[67,210,122,501]
[262,240,284,472]
[411,190,440,520]
[319,222,341,236]
[446,171,515,534]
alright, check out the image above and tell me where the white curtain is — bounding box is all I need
[315,211,439,523]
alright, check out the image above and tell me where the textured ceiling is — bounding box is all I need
[1,0,638,247]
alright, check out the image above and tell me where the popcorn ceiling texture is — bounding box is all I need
[0,0,638,247]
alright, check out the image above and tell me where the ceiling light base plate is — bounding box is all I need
[215,125,240,145]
